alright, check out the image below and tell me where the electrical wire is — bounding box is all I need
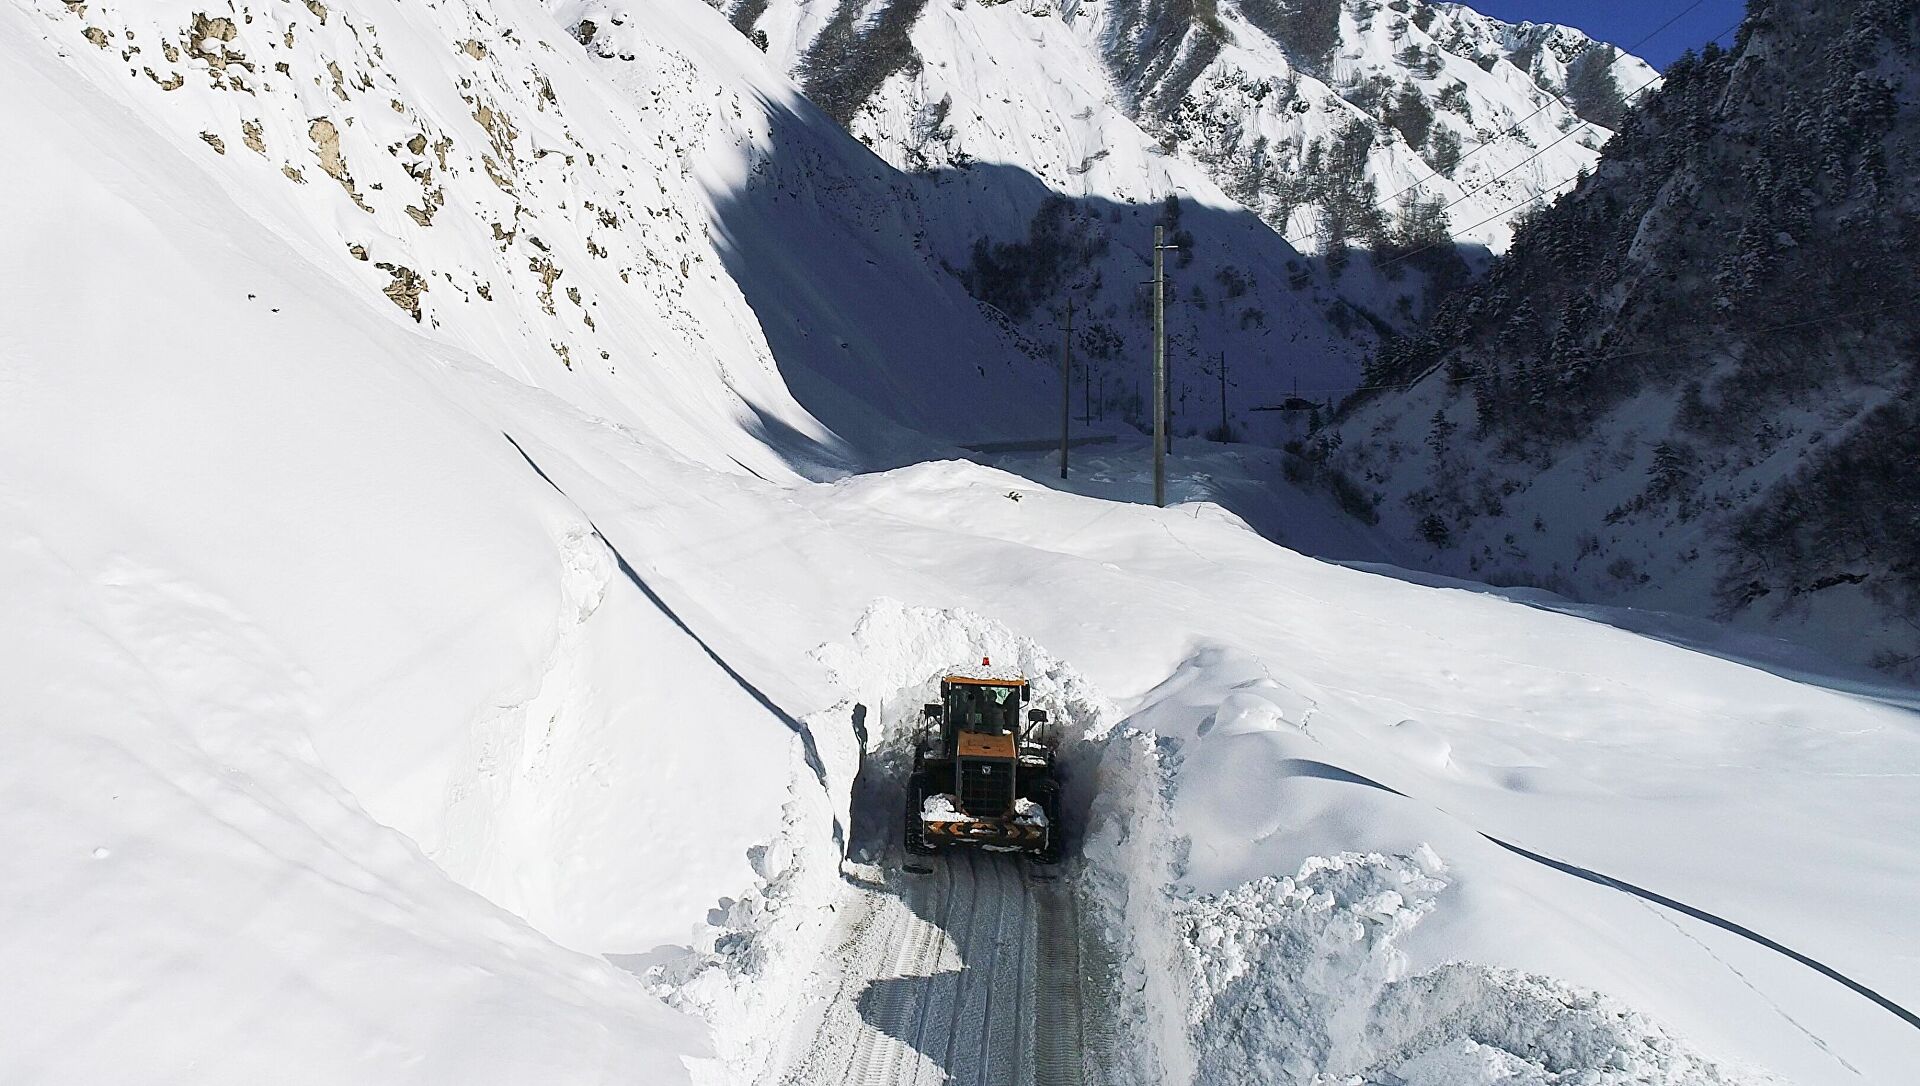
[1282,0,1723,246]
[1379,12,1741,246]
[1371,0,1711,206]
[1337,14,1745,275]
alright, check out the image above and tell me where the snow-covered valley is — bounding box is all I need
[4,0,1918,1084]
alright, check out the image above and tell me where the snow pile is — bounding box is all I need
[1181,851,1750,1085]
[812,596,1119,744]
[1079,728,1193,1085]
[1013,795,1048,826]
[922,793,975,822]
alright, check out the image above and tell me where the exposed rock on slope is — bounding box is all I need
[27,0,1063,470]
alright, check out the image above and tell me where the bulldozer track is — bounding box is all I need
[770,851,1092,1086]
[1031,877,1088,1086]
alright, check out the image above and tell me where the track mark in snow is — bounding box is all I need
[1031,877,1089,1086]
[772,851,1088,1086]
[1633,897,1863,1077]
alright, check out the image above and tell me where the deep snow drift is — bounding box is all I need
[5,0,1920,1083]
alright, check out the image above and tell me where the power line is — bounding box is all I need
[1392,0,1710,195]
[1370,174,1578,273]
[1423,44,1700,224]
[1357,12,1742,273]
[1268,298,1920,403]
[1402,13,1741,242]
[1283,0,1719,247]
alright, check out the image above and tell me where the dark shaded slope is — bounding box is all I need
[1329,0,1920,671]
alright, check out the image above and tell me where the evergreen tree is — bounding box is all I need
[1316,120,1389,272]
[1384,82,1435,149]
[1565,45,1627,129]
[1426,408,1456,457]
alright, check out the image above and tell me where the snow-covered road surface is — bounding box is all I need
[768,852,1096,1086]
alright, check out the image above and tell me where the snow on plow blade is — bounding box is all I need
[921,818,1048,851]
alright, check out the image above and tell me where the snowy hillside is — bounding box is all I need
[703,0,1662,437]
[28,0,1092,467]
[568,0,1381,447]
[742,0,1656,254]
[1322,0,1920,676]
[6,0,1920,1084]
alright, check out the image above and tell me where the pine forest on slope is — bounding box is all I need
[1324,0,1920,675]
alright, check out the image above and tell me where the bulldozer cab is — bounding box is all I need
[946,680,1023,735]
[919,676,1049,761]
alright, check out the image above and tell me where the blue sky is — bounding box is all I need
[1468,1,1748,69]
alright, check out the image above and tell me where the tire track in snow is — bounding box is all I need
[769,851,1090,1086]
[1031,877,1089,1086]
[943,851,996,1085]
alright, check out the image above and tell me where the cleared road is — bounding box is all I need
[768,850,1091,1086]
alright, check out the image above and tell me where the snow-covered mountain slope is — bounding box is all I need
[1320,0,1920,675]
[571,0,1382,448]
[704,0,1660,437]
[7,0,1920,1083]
[741,0,1655,254]
[0,27,718,1086]
[25,0,1076,470]
[1,0,1064,1077]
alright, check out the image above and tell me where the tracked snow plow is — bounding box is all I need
[905,661,1061,864]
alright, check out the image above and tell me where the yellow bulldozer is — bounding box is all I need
[905,662,1061,864]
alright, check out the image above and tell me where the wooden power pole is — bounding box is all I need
[1060,299,1072,479]
[1218,351,1228,439]
[1152,225,1167,508]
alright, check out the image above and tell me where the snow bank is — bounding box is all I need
[813,596,1119,743]
[1079,729,1192,1085]
[645,700,859,1083]
[1181,851,1751,1085]
[1079,709,1756,1085]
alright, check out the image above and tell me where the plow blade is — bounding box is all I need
[921,818,1048,852]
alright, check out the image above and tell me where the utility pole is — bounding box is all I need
[1059,299,1073,479]
[1152,225,1167,507]
[1218,350,1228,439]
